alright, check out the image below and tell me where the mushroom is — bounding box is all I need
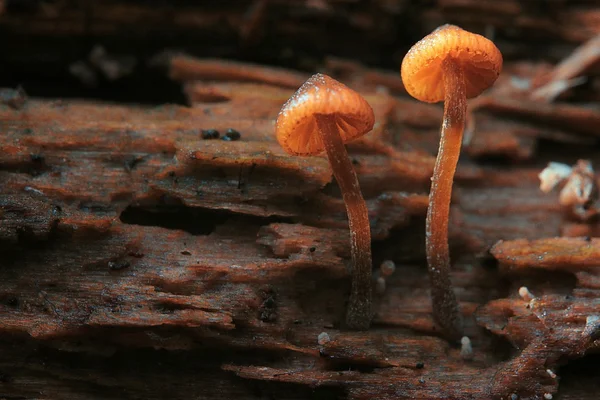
[401,25,502,339]
[275,73,375,330]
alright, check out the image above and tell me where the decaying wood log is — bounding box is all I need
[3,2,600,399]
[2,52,600,398]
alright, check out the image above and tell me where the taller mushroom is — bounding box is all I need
[275,73,375,330]
[401,25,502,339]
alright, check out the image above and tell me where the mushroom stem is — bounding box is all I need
[426,58,466,340]
[315,113,372,330]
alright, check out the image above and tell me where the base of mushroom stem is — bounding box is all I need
[345,300,372,331]
[431,296,464,341]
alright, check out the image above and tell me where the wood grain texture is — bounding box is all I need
[2,2,600,399]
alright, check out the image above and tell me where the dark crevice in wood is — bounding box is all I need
[119,205,294,236]
[119,205,232,235]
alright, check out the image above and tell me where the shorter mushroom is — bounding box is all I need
[275,73,375,330]
[401,25,502,339]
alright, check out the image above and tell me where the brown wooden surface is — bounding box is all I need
[2,1,600,399]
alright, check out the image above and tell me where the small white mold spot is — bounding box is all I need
[317,332,330,345]
[518,286,535,302]
[380,260,396,277]
[460,336,473,360]
[375,277,386,294]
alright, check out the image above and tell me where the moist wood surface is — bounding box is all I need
[2,1,600,399]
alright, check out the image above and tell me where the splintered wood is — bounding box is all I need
[3,24,600,400]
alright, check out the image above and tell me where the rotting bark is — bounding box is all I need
[2,3,600,400]
[2,59,600,398]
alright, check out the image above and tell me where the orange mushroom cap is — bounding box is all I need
[401,24,503,103]
[275,73,375,156]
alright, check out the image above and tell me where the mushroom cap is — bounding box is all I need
[401,24,503,103]
[275,73,375,156]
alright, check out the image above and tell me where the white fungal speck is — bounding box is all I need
[538,162,572,193]
[380,260,396,277]
[317,332,330,345]
[24,186,45,196]
[375,277,386,294]
[460,336,473,360]
[518,286,535,302]
[583,315,600,338]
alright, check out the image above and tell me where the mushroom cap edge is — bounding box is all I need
[275,73,375,156]
[401,24,503,103]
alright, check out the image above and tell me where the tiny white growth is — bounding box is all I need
[518,286,535,301]
[380,260,396,277]
[24,186,45,196]
[538,162,572,193]
[560,174,586,205]
[540,160,598,221]
[375,277,386,294]
[546,369,557,379]
[317,332,330,346]
[544,393,553,400]
[586,315,600,326]
[460,336,473,360]
[583,315,600,338]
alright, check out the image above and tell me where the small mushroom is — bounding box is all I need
[518,286,535,302]
[401,25,502,339]
[375,276,386,294]
[460,336,473,360]
[275,73,375,330]
[379,260,396,277]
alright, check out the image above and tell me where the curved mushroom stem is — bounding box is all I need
[315,114,372,330]
[426,58,466,340]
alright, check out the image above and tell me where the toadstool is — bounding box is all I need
[275,73,375,330]
[401,24,502,339]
